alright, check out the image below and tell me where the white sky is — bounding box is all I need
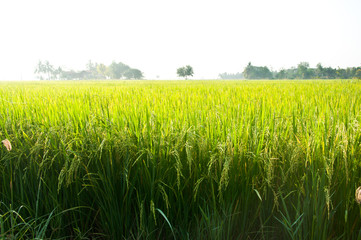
[0,0,360,80]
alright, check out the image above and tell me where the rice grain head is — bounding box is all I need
[355,186,361,204]
[2,139,12,151]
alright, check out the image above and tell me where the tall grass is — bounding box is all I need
[0,80,360,239]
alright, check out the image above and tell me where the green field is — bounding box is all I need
[0,80,361,239]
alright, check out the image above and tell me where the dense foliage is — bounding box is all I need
[274,62,361,80]
[176,65,194,79]
[0,80,361,239]
[34,60,144,80]
[218,72,243,79]
[220,62,361,80]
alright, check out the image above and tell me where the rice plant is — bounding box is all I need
[0,80,360,239]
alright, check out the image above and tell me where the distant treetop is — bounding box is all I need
[177,65,194,80]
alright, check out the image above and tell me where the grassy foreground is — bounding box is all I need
[0,80,361,239]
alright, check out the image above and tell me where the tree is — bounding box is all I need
[297,62,312,79]
[53,66,63,80]
[336,68,347,79]
[44,61,55,80]
[34,60,55,80]
[86,60,98,79]
[355,69,361,79]
[316,63,324,78]
[242,62,253,79]
[177,65,194,79]
[96,63,108,79]
[324,67,336,79]
[34,60,45,80]
[123,68,143,79]
[107,61,130,79]
[275,69,287,79]
[243,62,272,79]
[218,72,243,79]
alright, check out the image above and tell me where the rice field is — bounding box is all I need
[0,80,361,239]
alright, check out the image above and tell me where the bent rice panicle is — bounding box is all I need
[2,139,11,151]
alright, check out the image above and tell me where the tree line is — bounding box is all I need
[35,60,143,80]
[219,62,361,79]
[218,72,243,79]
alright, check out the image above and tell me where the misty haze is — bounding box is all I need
[0,0,361,239]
